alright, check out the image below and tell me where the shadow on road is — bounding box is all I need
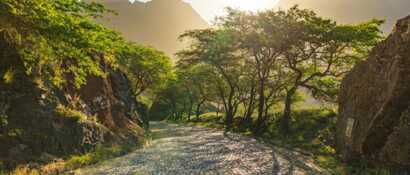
[75,121,329,175]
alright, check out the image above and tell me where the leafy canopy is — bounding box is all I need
[118,43,174,96]
[0,0,174,94]
[0,0,124,87]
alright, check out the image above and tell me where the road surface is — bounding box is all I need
[74,121,328,175]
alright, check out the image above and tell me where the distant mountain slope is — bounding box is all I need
[98,0,209,57]
[277,0,410,34]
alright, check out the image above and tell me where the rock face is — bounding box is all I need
[337,15,410,168]
[0,31,145,165]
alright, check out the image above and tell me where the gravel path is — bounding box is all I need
[74,121,329,175]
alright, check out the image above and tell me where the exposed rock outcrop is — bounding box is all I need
[337,15,410,168]
[0,30,145,166]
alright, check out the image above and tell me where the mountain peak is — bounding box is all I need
[99,0,209,57]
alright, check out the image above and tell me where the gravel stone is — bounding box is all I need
[74,122,329,175]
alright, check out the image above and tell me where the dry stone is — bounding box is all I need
[337,15,410,169]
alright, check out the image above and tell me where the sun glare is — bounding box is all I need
[225,0,280,12]
[133,0,281,22]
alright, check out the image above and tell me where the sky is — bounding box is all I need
[104,0,410,34]
[134,0,280,22]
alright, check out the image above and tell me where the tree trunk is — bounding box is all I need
[195,104,200,120]
[195,99,205,120]
[280,88,296,135]
[224,86,237,130]
[254,80,266,134]
[187,103,192,121]
[181,100,187,121]
[225,109,234,130]
[242,85,256,126]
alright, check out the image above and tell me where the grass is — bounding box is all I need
[3,131,154,175]
[55,104,90,121]
[8,167,39,175]
[2,68,14,85]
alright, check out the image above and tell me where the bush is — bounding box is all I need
[55,104,96,122]
[266,108,337,152]
[0,114,7,127]
[65,154,94,169]
[65,144,122,169]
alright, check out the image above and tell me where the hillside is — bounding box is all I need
[0,1,173,173]
[98,0,209,57]
[277,0,410,34]
[2,1,410,174]
[97,0,410,57]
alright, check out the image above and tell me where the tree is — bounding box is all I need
[178,29,244,129]
[118,43,173,97]
[177,65,216,120]
[275,6,383,134]
[218,8,292,133]
[0,0,125,88]
[176,6,383,135]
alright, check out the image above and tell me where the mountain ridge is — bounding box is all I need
[276,0,410,34]
[97,0,209,57]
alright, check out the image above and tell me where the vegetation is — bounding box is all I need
[0,0,173,91]
[1,0,401,174]
[149,5,387,174]
[153,6,382,134]
[2,140,150,175]
[118,43,174,97]
[0,0,172,174]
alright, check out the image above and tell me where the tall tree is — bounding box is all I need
[219,8,292,133]
[178,29,243,129]
[276,6,383,134]
[118,43,173,96]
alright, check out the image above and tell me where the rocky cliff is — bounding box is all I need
[0,31,146,166]
[337,15,410,169]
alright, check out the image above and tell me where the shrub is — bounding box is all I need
[65,154,94,169]
[55,104,90,122]
[0,114,7,127]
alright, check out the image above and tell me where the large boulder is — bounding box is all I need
[336,15,410,169]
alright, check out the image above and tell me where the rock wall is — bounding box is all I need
[63,58,145,138]
[0,31,145,165]
[337,15,410,168]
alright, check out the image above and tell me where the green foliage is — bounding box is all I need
[55,104,93,122]
[0,0,174,91]
[2,68,14,84]
[150,63,222,121]
[118,43,174,96]
[0,114,7,127]
[277,6,383,101]
[0,101,8,129]
[65,143,139,170]
[0,0,172,174]
[271,108,338,151]
[173,5,383,134]
[65,144,127,169]
[0,0,124,88]
[65,154,94,169]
